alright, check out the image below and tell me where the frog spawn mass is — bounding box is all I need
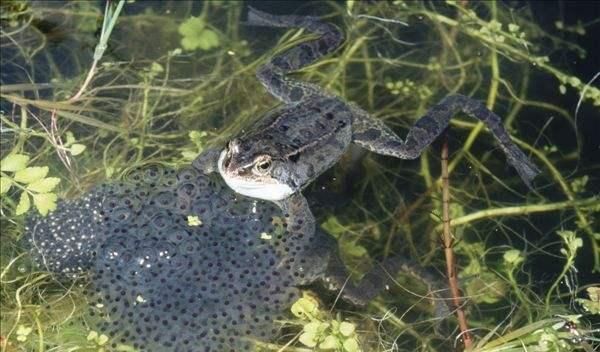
[25,166,333,351]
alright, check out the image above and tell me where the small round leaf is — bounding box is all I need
[339,321,356,337]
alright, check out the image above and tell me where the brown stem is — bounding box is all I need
[441,133,473,350]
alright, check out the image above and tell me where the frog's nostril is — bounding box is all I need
[224,151,232,168]
[228,139,241,154]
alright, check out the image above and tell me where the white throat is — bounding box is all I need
[217,150,293,202]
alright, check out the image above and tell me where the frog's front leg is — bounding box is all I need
[192,147,222,174]
[246,7,344,103]
[351,94,540,187]
[276,192,316,242]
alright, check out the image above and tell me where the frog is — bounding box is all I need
[194,7,540,248]
[25,165,445,352]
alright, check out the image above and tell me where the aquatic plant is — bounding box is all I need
[1,0,598,351]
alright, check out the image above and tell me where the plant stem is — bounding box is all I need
[434,197,598,232]
[441,134,473,349]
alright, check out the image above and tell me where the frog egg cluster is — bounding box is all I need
[25,165,326,351]
[25,189,105,276]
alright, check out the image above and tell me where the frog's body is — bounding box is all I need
[26,165,438,351]
[218,96,353,201]
[195,8,540,248]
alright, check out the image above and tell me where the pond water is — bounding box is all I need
[1,1,598,351]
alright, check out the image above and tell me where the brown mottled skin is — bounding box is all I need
[194,7,540,304]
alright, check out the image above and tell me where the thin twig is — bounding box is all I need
[441,133,473,349]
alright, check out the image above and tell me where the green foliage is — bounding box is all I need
[1,0,598,351]
[181,130,211,161]
[65,131,87,156]
[186,215,202,226]
[178,16,220,51]
[321,216,368,259]
[87,330,109,347]
[291,294,362,352]
[464,272,509,304]
[569,175,588,194]
[15,324,32,342]
[1,153,29,172]
[385,79,433,100]
[556,230,583,259]
[0,154,61,216]
[576,287,600,315]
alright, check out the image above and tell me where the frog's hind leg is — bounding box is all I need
[246,7,344,103]
[350,94,540,187]
[323,253,449,319]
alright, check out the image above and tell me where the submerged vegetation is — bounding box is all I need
[1,1,598,351]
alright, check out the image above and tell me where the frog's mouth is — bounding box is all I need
[217,149,293,202]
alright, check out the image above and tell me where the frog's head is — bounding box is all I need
[218,138,296,201]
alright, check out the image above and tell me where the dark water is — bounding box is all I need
[1,1,598,351]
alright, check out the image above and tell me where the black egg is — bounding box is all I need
[24,166,334,351]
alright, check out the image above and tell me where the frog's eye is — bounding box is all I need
[253,157,272,175]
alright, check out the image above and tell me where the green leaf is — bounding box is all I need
[1,154,29,172]
[87,331,98,341]
[343,337,360,352]
[575,287,600,315]
[28,177,61,193]
[508,23,520,33]
[14,166,49,184]
[198,29,220,50]
[32,193,57,216]
[115,344,137,352]
[181,37,200,51]
[178,17,219,51]
[189,130,208,147]
[341,241,368,258]
[16,191,31,215]
[319,335,341,350]
[178,16,205,38]
[559,84,567,94]
[298,331,318,348]
[0,176,12,194]
[181,150,198,160]
[321,216,347,238]
[503,249,523,265]
[97,334,109,346]
[465,273,508,304]
[65,131,77,146]
[291,295,319,319]
[69,143,87,156]
[303,321,328,334]
[339,321,356,337]
[16,324,32,336]
[187,215,203,226]
[150,62,164,74]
